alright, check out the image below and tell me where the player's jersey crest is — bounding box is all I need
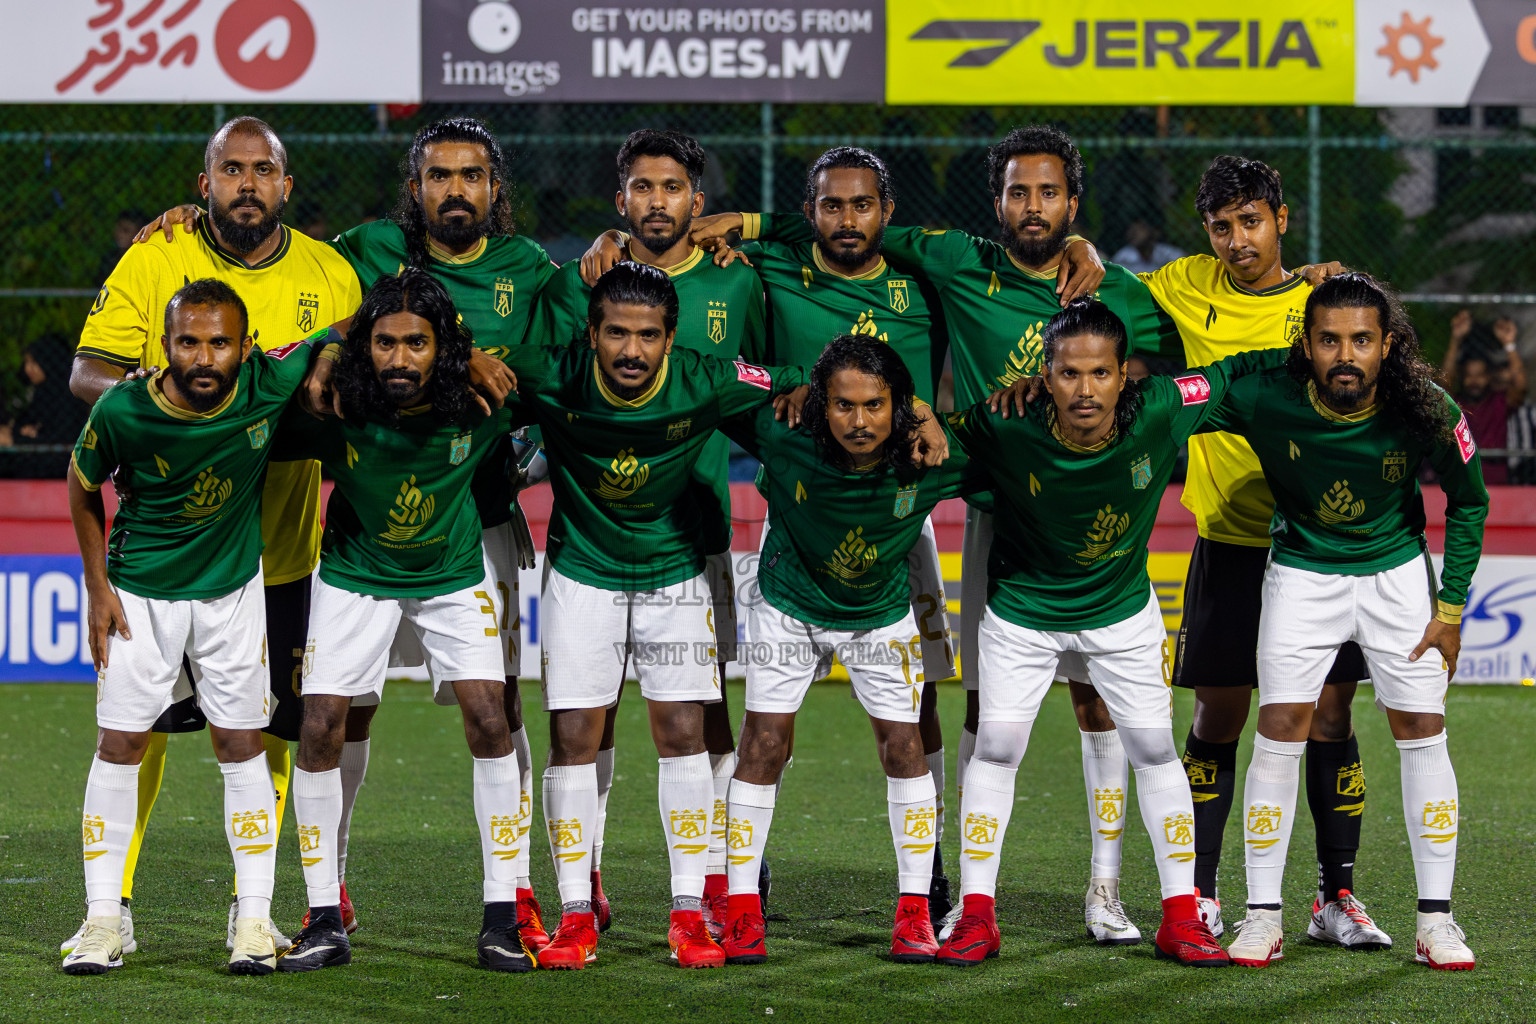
[669,808,708,839]
[903,806,936,839]
[449,432,473,466]
[297,291,319,332]
[888,279,910,313]
[1094,787,1124,824]
[247,419,270,450]
[1317,480,1366,525]
[1130,453,1152,490]
[180,467,233,521]
[232,810,270,840]
[595,448,650,501]
[826,526,878,580]
[963,812,998,845]
[1382,450,1407,483]
[382,474,435,542]
[1246,804,1284,847]
[666,419,692,441]
[1073,504,1130,565]
[494,277,515,318]
[892,486,918,520]
[707,301,727,344]
[489,815,518,846]
[1422,799,1458,834]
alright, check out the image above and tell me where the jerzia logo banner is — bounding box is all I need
[422,0,884,102]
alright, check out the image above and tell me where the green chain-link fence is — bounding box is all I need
[4,101,1535,471]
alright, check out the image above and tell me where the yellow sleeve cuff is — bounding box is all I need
[740,213,760,240]
[1434,600,1463,625]
[913,397,931,409]
[318,343,342,363]
[71,455,102,492]
[1065,233,1088,247]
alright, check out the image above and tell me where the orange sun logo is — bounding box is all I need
[1378,11,1445,83]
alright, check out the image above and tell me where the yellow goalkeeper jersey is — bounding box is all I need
[1137,254,1310,546]
[78,220,362,584]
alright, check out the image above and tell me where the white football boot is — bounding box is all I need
[62,901,136,956]
[1226,908,1285,967]
[61,917,124,975]
[1084,878,1141,945]
[1415,912,1475,971]
[1308,891,1392,950]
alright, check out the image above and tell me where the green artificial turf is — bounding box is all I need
[2,681,1533,1024]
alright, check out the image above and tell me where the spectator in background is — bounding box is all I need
[1441,309,1526,485]
[0,335,90,477]
[1112,219,1185,276]
[96,209,146,282]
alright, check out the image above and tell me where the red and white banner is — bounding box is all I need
[0,0,421,102]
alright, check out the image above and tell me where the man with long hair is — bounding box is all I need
[714,334,982,966]
[939,297,1287,970]
[1204,273,1488,970]
[272,270,531,975]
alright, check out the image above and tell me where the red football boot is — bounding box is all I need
[538,912,598,970]
[891,895,939,963]
[935,895,1001,966]
[516,888,550,954]
[721,893,767,965]
[668,909,726,968]
[1153,893,1230,967]
[591,870,612,932]
[702,873,729,941]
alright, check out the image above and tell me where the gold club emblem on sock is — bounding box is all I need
[1164,813,1195,860]
[1421,799,1458,841]
[1245,804,1284,848]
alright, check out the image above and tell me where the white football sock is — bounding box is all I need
[221,753,277,920]
[707,750,736,876]
[1241,735,1306,906]
[1133,758,1198,899]
[1081,729,1127,880]
[593,746,614,871]
[957,727,976,801]
[510,726,533,889]
[888,773,938,895]
[336,739,369,885]
[925,748,946,845]
[82,756,139,920]
[658,752,713,899]
[543,763,598,905]
[726,779,776,897]
[957,759,1017,899]
[292,767,343,909]
[473,752,522,903]
[1398,732,1458,901]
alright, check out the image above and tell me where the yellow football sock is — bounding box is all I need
[264,733,292,848]
[121,731,168,901]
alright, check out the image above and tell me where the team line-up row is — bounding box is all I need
[56,116,1482,978]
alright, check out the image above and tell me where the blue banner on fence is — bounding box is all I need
[0,555,95,683]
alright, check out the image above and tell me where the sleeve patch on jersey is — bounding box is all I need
[1454,413,1476,463]
[265,340,306,360]
[1173,374,1212,405]
[734,359,772,390]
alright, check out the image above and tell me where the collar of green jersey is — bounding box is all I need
[1048,408,1116,452]
[196,216,291,271]
[594,353,670,409]
[428,235,488,265]
[625,242,705,277]
[810,244,888,281]
[1306,380,1379,423]
[148,368,240,420]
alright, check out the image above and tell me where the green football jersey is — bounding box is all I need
[724,406,982,630]
[751,214,1179,511]
[273,403,512,599]
[948,348,1286,631]
[71,336,320,601]
[738,236,946,405]
[530,248,767,553]
[1206,368,1489,608]
[500,344,804,592]
[329,221,558,529]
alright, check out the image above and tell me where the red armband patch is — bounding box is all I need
[265,340,305,360]
[734,359,772,390]
[1454,413,1476,464]
[1173,374,1212,405]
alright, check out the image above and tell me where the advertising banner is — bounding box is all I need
[0,0,421,103]
[421,0,884,102]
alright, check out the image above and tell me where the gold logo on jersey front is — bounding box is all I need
[667,419,692,441]
[893,487,918,520]
[1382,451,1407,483]
[297,292,319,333]
[1073,504,1130,565]
[232,810,270,839]
[83,814,105,846]
[449,432,472,466]
[247,419,270,450]
[181,467,233,520]
[1317,480,1366,524]
[1094,788,1124,824]
[904,806,936,839]
[851,308,889,342]
[888,279,910,313]
[490,815,518,846]
[996,321,1046,387]
[494,278,514,318]
[382,474,435,542]
[826,526,878,580]
[550,818,583,848]
[707,301,727,344]
[1423,800,1457,831]
[595,448,649,501]
[964,812,998,845]
[669,809,707,839]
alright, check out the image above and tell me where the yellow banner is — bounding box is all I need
[887,1,1354,105]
